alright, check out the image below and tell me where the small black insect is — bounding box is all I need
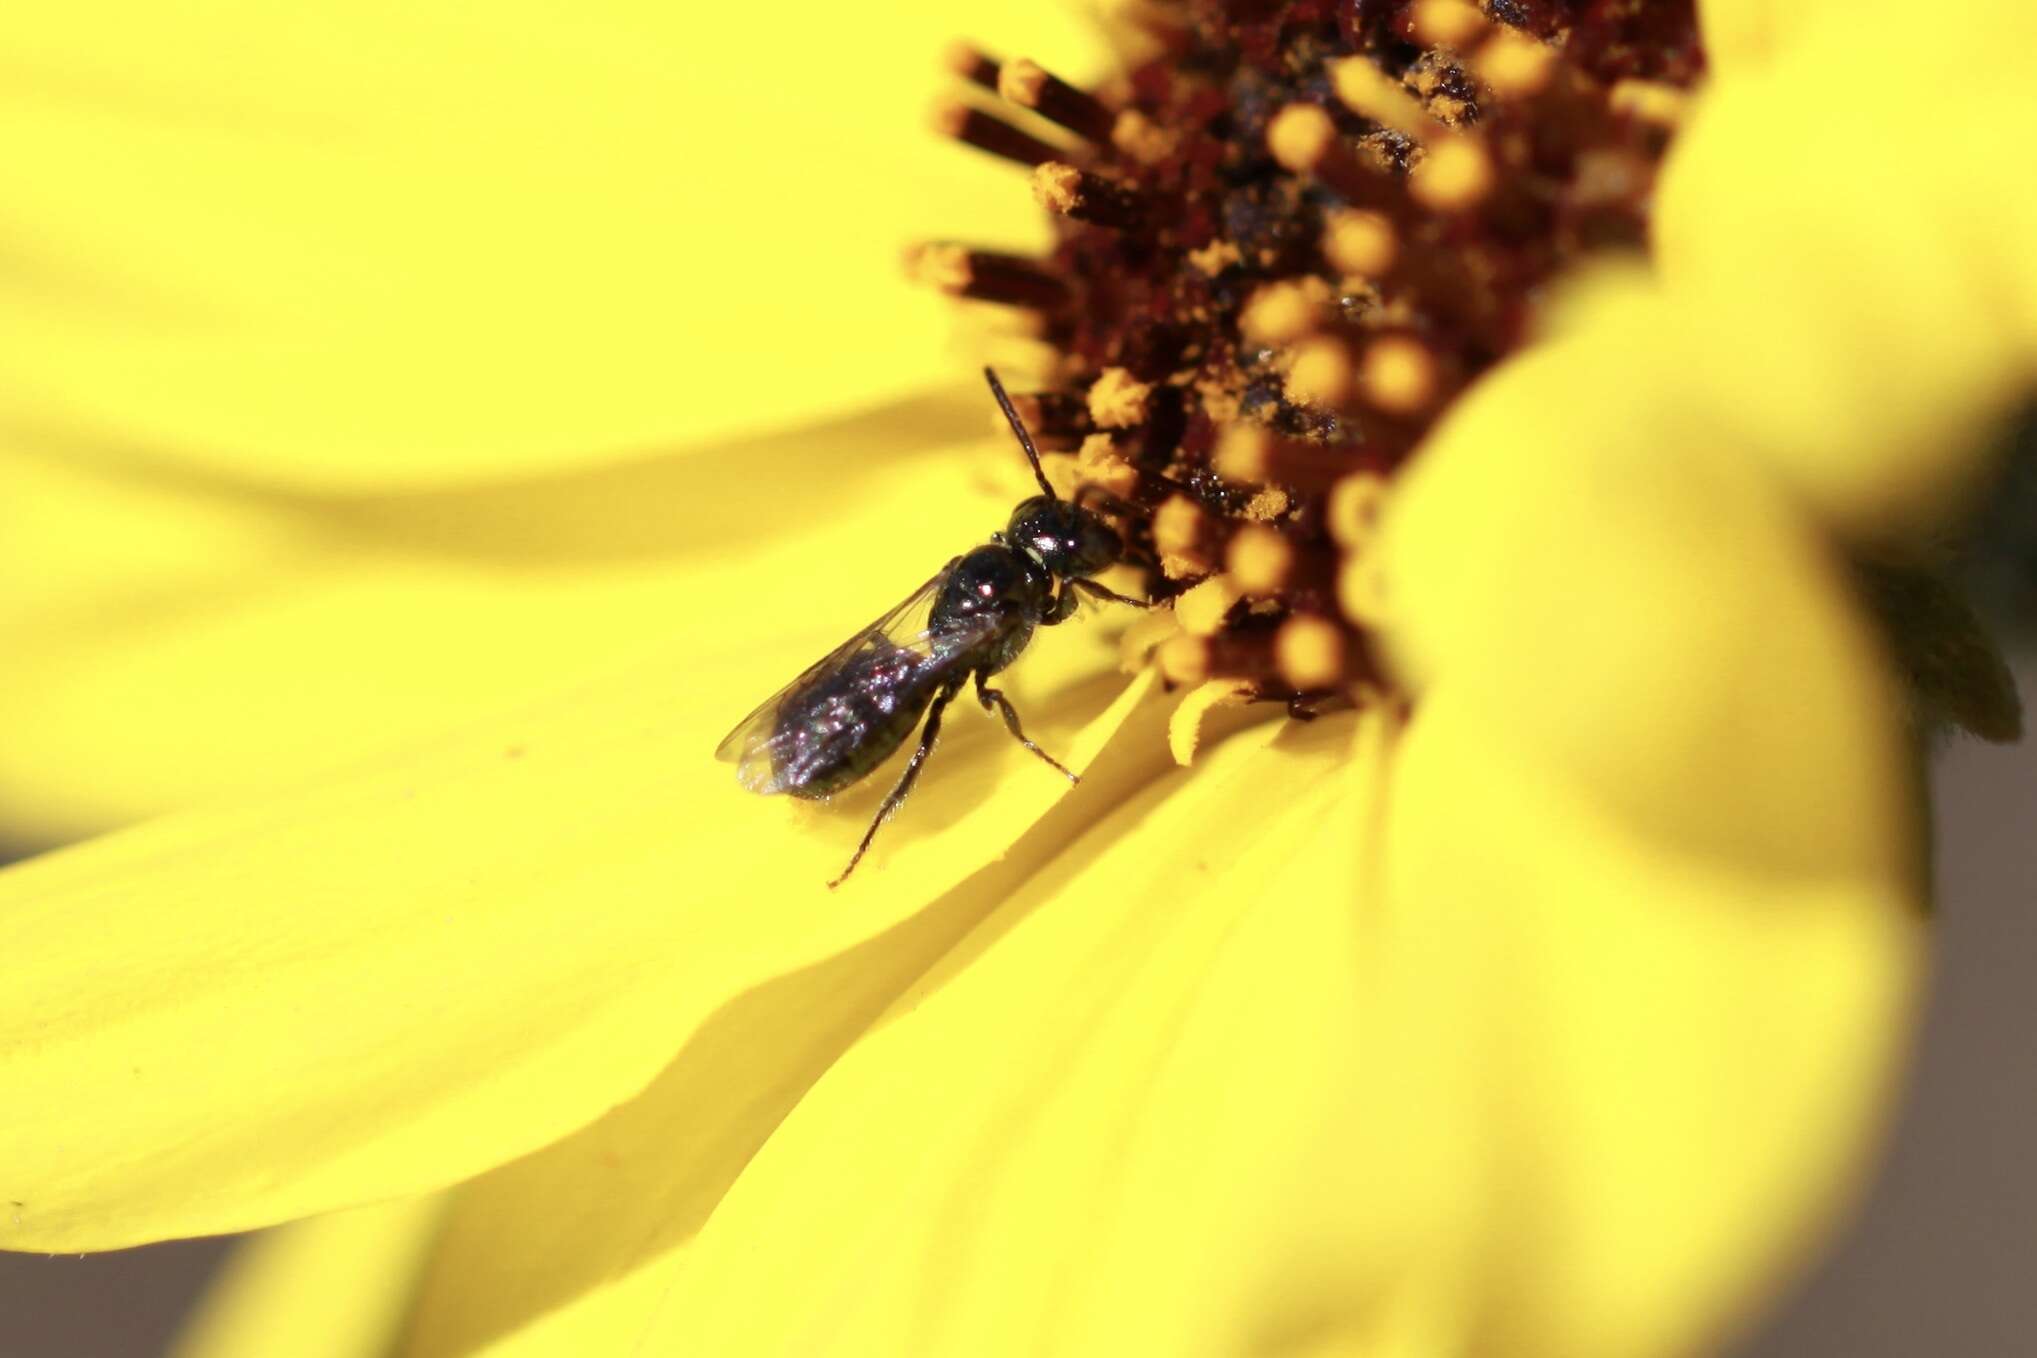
[717,367,1146,887]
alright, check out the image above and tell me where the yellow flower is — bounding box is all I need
[3,2,2025,1356]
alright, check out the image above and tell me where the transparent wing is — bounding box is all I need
[715,558,993,794]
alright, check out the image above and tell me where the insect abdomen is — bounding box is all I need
[771,645,943,799]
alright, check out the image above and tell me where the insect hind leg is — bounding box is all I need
[830,683,960,889]
[975,673,1078,784]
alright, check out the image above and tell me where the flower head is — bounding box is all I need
[5,1,2030,1356]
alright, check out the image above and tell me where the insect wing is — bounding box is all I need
[715,560,987,794]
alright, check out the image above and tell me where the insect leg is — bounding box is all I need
[975,672,1078,784]
[830,683,960,889]
[1066,577,1152,609]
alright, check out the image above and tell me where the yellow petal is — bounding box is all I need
[1695,0,1831,73]
[0,0,1100,491]
[168,1197,443,1358]
[0,550,1155,1252]
[1371,692,1921,1358]
[1701,0,2037,74]
[1374,258,1925,1353]
[400,707,1384,1358]
[1656,6,2037,535]
[0,388,1023,840]
[1382,277,1910,884]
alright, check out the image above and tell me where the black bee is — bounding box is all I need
[717,368,1146,887]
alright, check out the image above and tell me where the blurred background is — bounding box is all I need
[0,657,2031,1355]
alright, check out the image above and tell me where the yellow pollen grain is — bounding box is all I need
[997,58,1051,107]
[1276,615,1346,691]
[1031,162,1085,214]
[1187,238,1244,276]
[1244,486,1292,521]
[1241,279,1327,344]
[1362,336,1438,414]
[1167,679,1255,765]
[1195,373,1245,425]
[1087,367,1154,429]
[1118,606,1182,673]
[1409,135,1494,211]
[1409,0,1489,49]
[1074,433,1138,497]
[1227,524,1294,595]
[1157,635,1215,687]
[1338,551,1391,627]
[1286,337,1356,409]
[1268,104,1336,173]
[1331,58,1439,141]
[1324,210,1397,277]
[1214,425,1273,484]
[1327,471,1389,547]
[1174,573,1243,636]
[1112,108,1180,165]
[1474,30,1557,99]
[1609,78,1689,128]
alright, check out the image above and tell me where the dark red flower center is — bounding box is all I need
[917,0,1702,703]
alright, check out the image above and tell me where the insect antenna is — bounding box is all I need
[984,366,1059,501]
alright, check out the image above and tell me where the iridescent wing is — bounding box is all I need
[715,558,995,794]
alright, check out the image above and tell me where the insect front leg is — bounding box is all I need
[830,683,961,889]
[974,671,1078,784]
[1066,577,1151,609]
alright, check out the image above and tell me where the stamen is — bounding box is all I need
[1033,162,1146,230]
[929,100,1063,168]
[998,58,1117,143]
[1227,524,1295,596]
[1331,58,1445,142]
[1153,495,1221,578]
[1322,211,1397,278]
[1401,0,1491,50]
[1285,336,1357,411]
[1217,425,1358,492]
[1407,135,1496,213]
[1268,105,1407,217]
[1241,280,1330,345]
[1176,575,1245,636]
[1167,679,1256,765]
[1473,30,1559,101]
[1360,335,1448,416]
[1275,615,1348,691]
[906,244,1068,309]
[1326,472,1390,547]
[944,42,1002,93]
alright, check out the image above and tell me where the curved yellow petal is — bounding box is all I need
[1656,6,2037,536]
[1376,260,1924,1354]
[1372,693,1920,1358]
[168,1197,443,1358]
[1382,276,1910,884]
[0,0,1100,491]
[0,388,1014,841]
[403,709,1384,1358]
[0,497,1155,1254]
